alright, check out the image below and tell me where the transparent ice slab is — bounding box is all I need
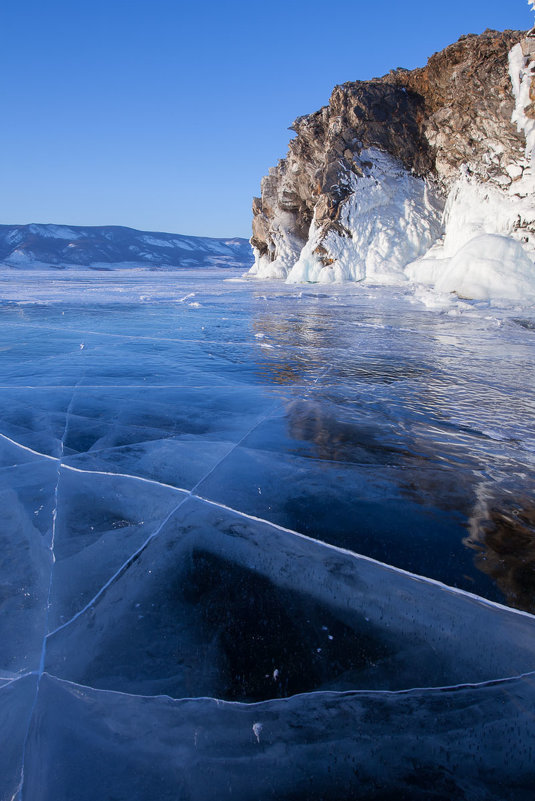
[47,467,188,629]
[23,672,535,801]
[0,461,57,675]
[60,384,281,488]
[45,497,535,700]
[0,389,75,459]
[0,274,534,800]
[0,675,38,800]
[63,438,235,491]
[195,441,491,594]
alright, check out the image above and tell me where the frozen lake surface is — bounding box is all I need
[1,269,534,800]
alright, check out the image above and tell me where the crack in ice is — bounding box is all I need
[0,673,37,689]
[15,376,82,801]
[191,495,535,621]
[60,463,190,494]
[0,382,322,390]
[46,400,285,639]
[0,432,57,462]
[38,666,535,707]
[0,320,360,354]
[2,424,534,638]
[5,312,534,797]
[0,320,267,346]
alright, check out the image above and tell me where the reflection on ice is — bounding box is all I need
[0,272,534,799]
[466,487,535,613]
[196,441,479,591]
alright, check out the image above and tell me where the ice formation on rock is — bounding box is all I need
[286,150,443,285]
[249,29,535,302]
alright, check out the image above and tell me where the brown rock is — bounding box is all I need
[251,28,528,273]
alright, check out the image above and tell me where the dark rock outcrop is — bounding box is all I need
[384,29,525,183]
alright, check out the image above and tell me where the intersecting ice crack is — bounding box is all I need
[36,351,331,642]
[313,364,332,384]
[5,334,533,800]
[46,397,285,639]
[15,376,82,801]
[5,413,535,645]
[2,392,535,793]
[0,673,36,687]
[8,440,532,636]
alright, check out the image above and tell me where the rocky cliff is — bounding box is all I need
[249,28,535,300]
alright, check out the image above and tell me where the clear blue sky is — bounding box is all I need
[1,0,532,238]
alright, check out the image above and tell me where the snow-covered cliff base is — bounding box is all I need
[249,31,535,304]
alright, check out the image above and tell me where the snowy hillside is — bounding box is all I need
[0,223,254,270]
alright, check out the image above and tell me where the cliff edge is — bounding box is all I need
[249,28,535,301]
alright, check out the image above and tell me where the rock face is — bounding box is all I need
[249,28,535,296]
[390,29,525,184]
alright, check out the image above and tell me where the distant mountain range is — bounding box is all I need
[0,224,253,270]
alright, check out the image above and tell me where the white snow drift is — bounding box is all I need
[285,150,443,285]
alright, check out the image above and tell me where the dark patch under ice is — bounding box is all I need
[44,497,535,701]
